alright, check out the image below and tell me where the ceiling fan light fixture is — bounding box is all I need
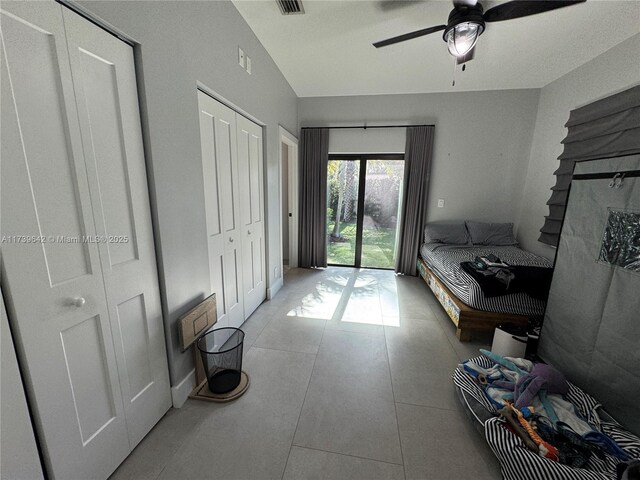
[445,22,482,57]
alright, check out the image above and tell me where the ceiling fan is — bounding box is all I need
[373,0,586,63]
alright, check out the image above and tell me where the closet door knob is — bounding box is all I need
[229,237,234,243]
[247,230,251,235]
[72,297,86,307]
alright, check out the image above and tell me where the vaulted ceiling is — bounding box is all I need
[232,0,640,97]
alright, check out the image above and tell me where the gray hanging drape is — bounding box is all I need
[395,126,435,275]
[539,85,640,247]
[298,128,329,268]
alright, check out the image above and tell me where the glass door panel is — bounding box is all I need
[361,160,405,269]
[327,159,360,266]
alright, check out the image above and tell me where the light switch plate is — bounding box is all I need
[246,56,252,74]
[437,199,445,208]
[238,47,245,68]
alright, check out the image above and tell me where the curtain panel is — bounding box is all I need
[539,85,640,247]
[395,126,435,275]
[298,128,330,268]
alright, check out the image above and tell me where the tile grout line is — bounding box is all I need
[248,307,275,345]
[148,405,220,480]
[154,463,168,480]
[382,318,407,480]
[250,345,318,357]
[394,400,463,413]
[279,308,327,480]
[425,301,467,362]
[288,443,406,468]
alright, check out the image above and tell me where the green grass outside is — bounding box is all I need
[327,221,397,269]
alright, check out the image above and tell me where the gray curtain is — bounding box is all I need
[298,128,329,268]
[539,85,640,247]
[395,126,435,275]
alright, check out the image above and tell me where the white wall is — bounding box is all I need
[76,1,298,386]
[328,128,406,154]
[1,296,44,480]
[516,34,640,259]
[299,89,540,225]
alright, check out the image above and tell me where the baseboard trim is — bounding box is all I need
[170,369,195,408]
[267,277,283,299]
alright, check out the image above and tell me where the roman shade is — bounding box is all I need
[539,85,640,247]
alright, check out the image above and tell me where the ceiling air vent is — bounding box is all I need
[276,0,304,15]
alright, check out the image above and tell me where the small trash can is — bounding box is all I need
[491,323,527,358]
[197,328,245,394]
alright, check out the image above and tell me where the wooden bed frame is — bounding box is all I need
[417,257,530,342]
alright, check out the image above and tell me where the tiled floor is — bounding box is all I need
[110,267,502,480]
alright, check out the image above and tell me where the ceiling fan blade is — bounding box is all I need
[457,45,475,64]
[483,0,586,23]
[373,25,446,48]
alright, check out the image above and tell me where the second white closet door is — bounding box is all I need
[236,115,266,316]
[198,92,266,326]
[198,91,245,329]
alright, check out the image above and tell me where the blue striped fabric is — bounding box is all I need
[453,356,640,479]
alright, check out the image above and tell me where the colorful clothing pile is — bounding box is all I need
[453,352,640,480]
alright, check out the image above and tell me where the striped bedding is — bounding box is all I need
[419,243,552,317]
[453,355,640,480]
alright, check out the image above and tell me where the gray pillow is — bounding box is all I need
[424,222,470,245]
[465,221,518,246]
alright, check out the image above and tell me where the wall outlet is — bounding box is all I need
[437,199,445,208]
[238,47,245,68]
[246,56,252,75]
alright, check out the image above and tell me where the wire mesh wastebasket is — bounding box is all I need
[197,328,245,394]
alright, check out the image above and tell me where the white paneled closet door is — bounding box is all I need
[197,91,266,326]
[0,3,170,479]
[0,3,130,478]
[198,91,245,329]
[62,8,171,448]
[236,115,267,316]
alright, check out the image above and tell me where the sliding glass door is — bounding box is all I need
[327,155,404,269]
[327,158,360,266]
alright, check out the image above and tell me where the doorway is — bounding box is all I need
[279,127,299,275]
[327,154,405,269]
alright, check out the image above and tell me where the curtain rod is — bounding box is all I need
[300,124,433,130]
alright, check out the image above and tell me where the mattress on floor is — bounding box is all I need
[453,355,640,480]
[419,243,552,317]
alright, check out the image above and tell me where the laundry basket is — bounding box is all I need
[197,328,245,394]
